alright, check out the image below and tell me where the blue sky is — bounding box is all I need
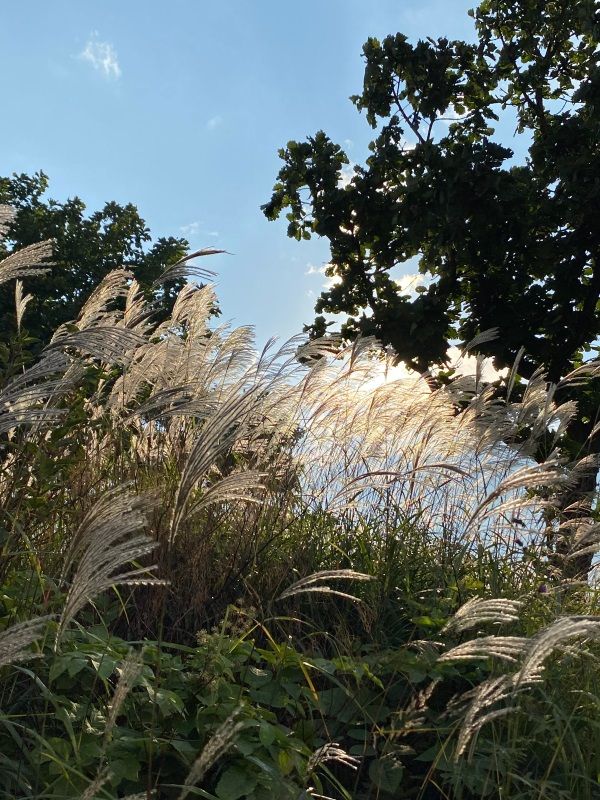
[0,0,483,346]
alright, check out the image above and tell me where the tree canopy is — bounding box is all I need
[264,0,600,387]
[0,171,189,356]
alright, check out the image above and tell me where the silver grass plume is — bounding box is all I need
[505,346,526,401]
[515,616,600,686]
[103,650,143,744]
[461,328,500,355]
[438,635,528,664]
[441,597,523,634]
[0,239,53,286]
[14,279,32,333]
[0,351,75,436]
[123,278,153,333]
[454,675,517,759]
[80,767,111,800]
[184,470,266,518]
[0,616,51,668]
[464,456,569,531]
[47,327,145,367]
[169,383,269,541]
[0,405,67,437]
[559,360,600,388]
[562,519,600,562]
[152,248,220,288]
[76,268,134,329]
[178,707,244,800]
[0,204,15,237]
[56,488,164,643]
[439,607,600,760]
[278,569,375,603]
[307,743,360,773]
[168,282,217,333]
[3,350,72,391]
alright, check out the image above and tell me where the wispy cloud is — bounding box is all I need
[305,262,341,291]
[180,221,200,238]
[206,115,223,131]
[180,221,220,240]
[305,263,325,276]
[80,33,121,80]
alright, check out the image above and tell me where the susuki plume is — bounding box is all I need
[103,650,143,744]
[178,708,245,800]
[515,616,600,686]
[152,247,220,288]
[0,240,53,285]
[307,742,360,773]
[47,327,145,366]
[0,204,15,236]
[439,600,600,760]
[76,268,134,329]
[442,597,523,634]
[14,280,32,332]
[0,616,51,668]
[453,675,516,759]
[56,488,163,642]
[278,569,375,603]
[438,635,528,664]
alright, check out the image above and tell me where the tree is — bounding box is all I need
[264,0,600,575]
[0,171,190,355]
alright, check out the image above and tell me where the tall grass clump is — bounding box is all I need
[1,210,600,798]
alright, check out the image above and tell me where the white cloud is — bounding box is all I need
[446,346,508,383]
[180,221,200,237]
[305,262,341,290]
[394,272,425,295]
[305,263,325,276]
[206,115,223,131]
[304,264,505,385]
[180,221,220,241]
[338,162,355,189]
[361,360,417,393]
[80,33,121,80]
[363,347,506,394]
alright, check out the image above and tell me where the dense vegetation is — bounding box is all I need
[2,212,600,799]
[1,2,600,797]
